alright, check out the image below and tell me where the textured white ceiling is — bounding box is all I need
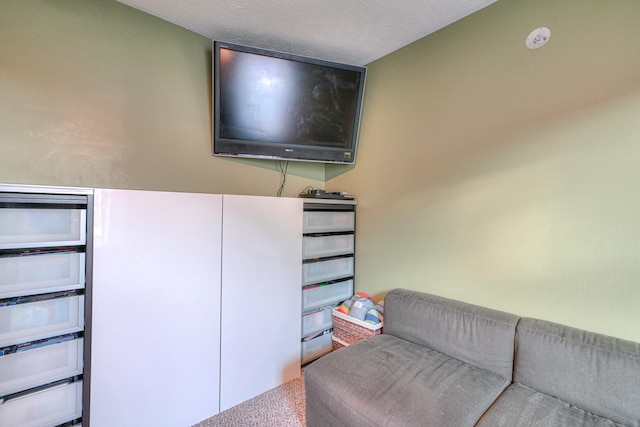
[116,0,497,66]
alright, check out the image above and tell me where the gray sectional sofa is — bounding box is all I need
[304,288,640,427]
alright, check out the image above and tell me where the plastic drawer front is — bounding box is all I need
[0,380,82,427]
[0,208,86,250]
[302,256,354,286]
[0,296,84,348]
[301,307,333,338]
[303,211,354,234]
[301,332,333,364]
[302,280,353,312]
[0,338,83,396]
[0,253,85,299]
[302,234,354,260]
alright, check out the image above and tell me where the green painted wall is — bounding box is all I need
[329,0,640,342]
[0,0,324,196]
[3,0,639,342]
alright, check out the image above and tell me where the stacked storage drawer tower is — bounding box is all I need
[0,186,91,427]
[301,199,356,364]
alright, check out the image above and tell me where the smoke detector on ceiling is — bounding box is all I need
[525,27,551,49]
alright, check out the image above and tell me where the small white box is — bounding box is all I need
[302,257,354,285]
[301,332,333,364]
[0,253,85,298]
[0,380,82,427]
[302,234,354,259]
[0,296,84,348]
[301,307,333,338]
[302,280,353,311]
[0,338,84,396]
[0,208,86,249]
[303,211,354,234]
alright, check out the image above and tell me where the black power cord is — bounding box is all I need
[277,160,289,197]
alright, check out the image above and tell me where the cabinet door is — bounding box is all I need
[220,195,302,411]
[91,189,222,427]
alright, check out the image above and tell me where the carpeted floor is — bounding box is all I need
[192,375,306,427]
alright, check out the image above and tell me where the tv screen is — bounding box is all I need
[213,41,366,164]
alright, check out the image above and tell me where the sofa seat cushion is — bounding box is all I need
[305,334,511,427]
[477,383,625,427]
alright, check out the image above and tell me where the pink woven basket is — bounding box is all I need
[332,336,348,351]
[332,308,383,345]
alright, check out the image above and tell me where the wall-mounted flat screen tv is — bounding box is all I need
[213,41,366,164]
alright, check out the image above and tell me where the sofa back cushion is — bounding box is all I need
[515,318,640,426]
[384,288,520,379]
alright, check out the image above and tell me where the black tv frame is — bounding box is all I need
[212,41,366,164]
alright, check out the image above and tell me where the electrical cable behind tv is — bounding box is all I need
[277,160,289,197]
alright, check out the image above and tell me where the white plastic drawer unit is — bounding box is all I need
[301,307,333,338]
[0,380,83,427]
[303,211,355,234]
[0,295,84,348]
[0,337,83,397]
[301,332,333,364]
[302,256,354,286]
[0,252,85,299]
[0,208,86,250]
[302,279,353,312]
[302,234,354,260]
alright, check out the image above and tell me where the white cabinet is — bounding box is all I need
[91,189,223,427]
[0,338,84,397]
[220,195,302,411]
[0,295,84,347]
[302,234,354,259]
[0,380,83,427]
[0,207,86,249]
[0,252,86,298]
[302,279,354,312]
[302,210,355,234]
[301,199,356,364]
[91,190,303,424]
[0,186,91,427]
